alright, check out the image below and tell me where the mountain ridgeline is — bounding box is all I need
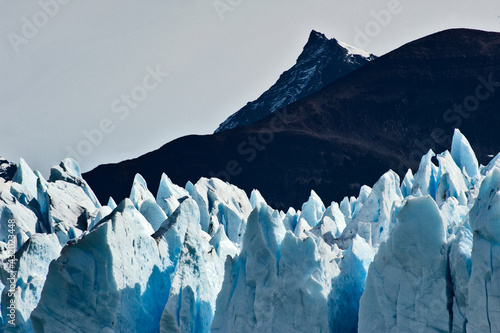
[84,29,500,210]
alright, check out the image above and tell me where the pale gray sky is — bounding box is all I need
[1,0,499,175]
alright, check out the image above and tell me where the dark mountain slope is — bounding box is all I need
[84,29,500,210]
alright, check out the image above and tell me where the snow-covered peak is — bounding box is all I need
[215,30,375,133]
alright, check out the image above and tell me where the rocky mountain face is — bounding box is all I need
[0,158,16,182]
[215,30,375,133]
[84,29,500,211]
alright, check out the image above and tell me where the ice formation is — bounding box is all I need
[0,130,498,332]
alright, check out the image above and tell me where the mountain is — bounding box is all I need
[215,30,376,133]
[1,130,499,331]
[83,29,500,211]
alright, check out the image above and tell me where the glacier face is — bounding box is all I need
[358,196,450,332]
[0,129,499,332]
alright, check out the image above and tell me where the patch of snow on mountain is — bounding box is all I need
[337,40,372,58]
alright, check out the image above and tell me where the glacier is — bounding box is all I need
[0,128,499,331]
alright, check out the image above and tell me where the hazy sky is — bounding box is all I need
[1,0,500,175]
